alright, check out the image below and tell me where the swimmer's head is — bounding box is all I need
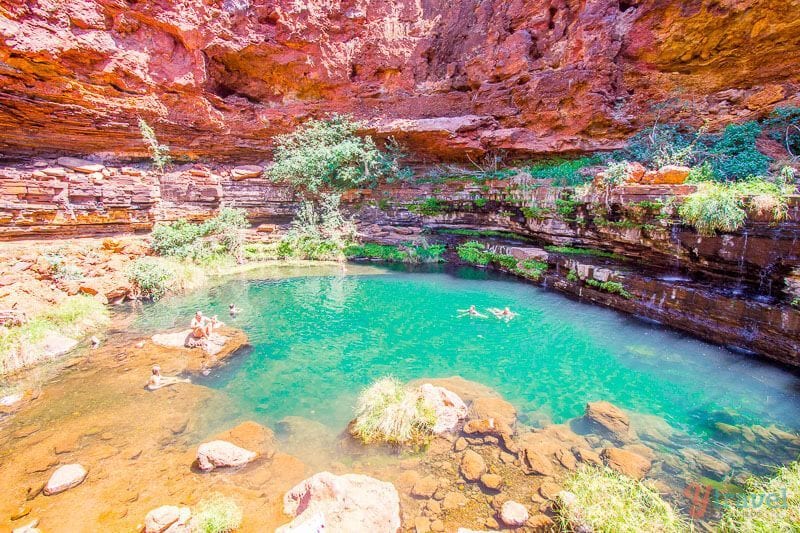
[195,310,202,318]
[229,304,234,309]
[152,365,161,375]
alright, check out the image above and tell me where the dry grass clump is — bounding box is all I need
[193,493,242,533]
[352,377,437,445]
[556,466,689,533]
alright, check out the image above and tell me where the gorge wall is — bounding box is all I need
[2,0,800,162]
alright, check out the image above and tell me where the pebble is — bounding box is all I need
[500,500,529,527]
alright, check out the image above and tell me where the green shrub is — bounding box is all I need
[138,118,171,172]
[567,270,578,282]
[473,197,487,208]
[193,493,243,533]
[544,246,621,260]
[686,162,715,183]
[624,124,695,168]
[717,460,800,533]
[556,195,581,219]
[437,228,526,240]
[150,209,248,261]
[525,156,602,186]
[409,197,447,216]
[456,241,491,265]
[556,466,689,533]
[243,242,280,262]
[678,178,790,236]
[521,205,551,220]
[279,193,356,261]
[585,278,633,299]
[344,243,406,262]
[601,161,633,187]
[126,258,174,300]
[352,377,437,445]
[704,121,771,180]
[514,259,548,281]
[268,114,408,191]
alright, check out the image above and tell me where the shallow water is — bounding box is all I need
[131,264,800,478]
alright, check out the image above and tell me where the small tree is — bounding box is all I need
[268,114,408,192]
[138,118,172,172]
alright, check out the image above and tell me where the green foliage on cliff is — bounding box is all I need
[277,193,356,261]
[544,246,621,260]
[344,242,445,264]
[409,197,447,216]
[525,156,602,186]
[556,466,688,533]
[585,278,633,299]
[456,241,492,265]
[268,114,410,191]
[678,178,791,236]
[126,258,206,301]
[138,118,172,172]
[150,208,248,262]
[514,259,548,281]
[718,460,800,533]
[704,122,771,181]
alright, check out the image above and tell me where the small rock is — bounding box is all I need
[528,513,555,530]
[12,519,40,533]
[419,383,468,433]
[430,519,444,532]
[573,447,602,466]
[480,473,503,491]
[442,491,468,510]
[412,476,439,498]
[585,401,634,443]
[144,505,191,533]
[470,397,517,427]
[196,440,256,471]
[518,446,555,476]
[56,157,105,174]
[500,500,529,527]
[43,464,87,495]
[454,437,468,452]
[414,516,431,533]
[460,449,486,481]
[231,164,264,180]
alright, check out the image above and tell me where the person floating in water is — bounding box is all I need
[489,306,517,321]
[458,305,488,318]
[228,304,240,317]
[146,365,190,391]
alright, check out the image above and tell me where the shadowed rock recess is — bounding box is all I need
[1,0,799,160]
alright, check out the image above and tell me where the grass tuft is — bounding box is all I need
[352,377,437,445]
[557,466,689,533]
[193,493,243,533]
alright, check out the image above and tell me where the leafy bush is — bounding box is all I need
[345,243,406,262]
[585,278,633,299]
[704,121,771,180]
[717,460,800,533]
[126,258,174,301]
[456,241,492,265]
[624,124,695,169]
[268,114,409,191]
[525,156,602,186]
[150,209,248,262]
[556,466,688,533]
[278,193,356,261]
[473,197,487,208]
[193,493,243,533]
[138,118,171,172]
[601,161,632,187]
[126,258,205,301]
[409,197,447,216]
[544,246,621,260]
[556,195,581,219]
[45,254,85,281]
[352,378,437,445]
[686,162,715,183]
[521,205,551,220]
[678,178,791,235]
[514,259,548,281]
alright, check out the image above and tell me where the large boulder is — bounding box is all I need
[601,447,652,480]
[144,506,192,533]
[277,472,401,533]
[584,401,635,443]
[419,383,468,433]
[43,463,87,495]
[196,440,256,471]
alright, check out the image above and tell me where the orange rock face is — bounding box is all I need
[0,0,798,161]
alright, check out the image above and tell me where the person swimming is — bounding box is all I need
[228,304,240,317]
[146,365,190,391]
[457,305,487,318]
[489,306,517,320]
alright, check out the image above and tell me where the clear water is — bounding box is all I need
[132,264,800,477]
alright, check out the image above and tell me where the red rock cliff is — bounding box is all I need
[1,0,798,161]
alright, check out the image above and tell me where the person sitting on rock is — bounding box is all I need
[146,365,190,391]
[190,311,212,339]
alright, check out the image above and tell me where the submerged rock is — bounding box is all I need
[680,448,731,478]
[196,440,256,471]
[277,472,400,533]
[419,383,468,433]
[144,505,192,533]
[584,401,635,443]
[43,463,87,495]
[469,397,517,427]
